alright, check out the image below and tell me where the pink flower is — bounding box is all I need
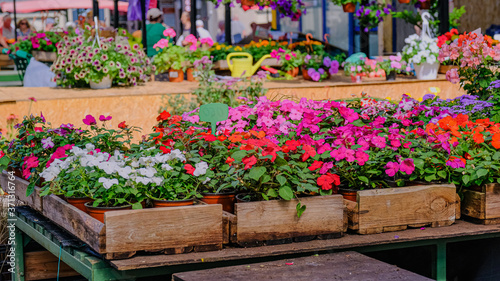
[200,37,214,46]
[28,97,37,102]
[163,28,176,38]
[400,158,415,175]
[446,68,460,84]
[185,34,198,51]
[285,54,291,61]
[319,162,333,174]
[99,115,112,121]
[355,150,369,166]
[83,115,96,125]
[385,162,399,177]
[270,49,279,59]
[153,38,169,49]
[390,61,402,69]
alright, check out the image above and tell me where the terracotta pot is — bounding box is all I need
[302,68,313,81]
[339,188,358,202]
[342,3,356,13]
[438,64,459,74]
[235,193,251,204]
[398,0,410,3]
[241,0,255,6]
[186,68,196,82]
[168,69,184,82]
[152,198,194,208]
[287,67,299,77]
[386,71,397,81]
[350,74,362,83]
[84,202,132,223]
[66,196,94,213]
[201,193,236,213]
[420,0,431,9]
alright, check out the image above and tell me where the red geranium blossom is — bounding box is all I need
[157,111,171,121]
[317,173,340,191]
[184,164,195,175]
[242,155,257,170]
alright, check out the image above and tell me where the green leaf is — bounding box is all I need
[296,202,306,218]
[231,150,248,162]
[358,176,369,184]
[351,119,365,127]
[424,174,436,182]
[261,174,271,183]
[274,157,288,166]
[248,167,266,181]
[279,186,293,200]
[437,170,447,179]
[26,182,35,197]
[462,175,470,185]
[477,169,489,178]
[414,158,425,169]
[267,189,278,198]
[131,202,143,209]
[276,175,287,186]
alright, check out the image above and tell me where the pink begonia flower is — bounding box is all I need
[163,28,176,38]
[320,162,333,174]
[389,55,401,62]
[350,66,356,72]
[153,38,169,49]
[405,66,412,72]
[200,37,214,46]
[355,150,369,166]
[357,65,362,72]
[400,158,415,175]
[390,61,402,69]
[371,136,386,148]
[99,115,112,121]
[83,115,97,126]
[446,68,460,84]
[185,34,198,51]
[385,162,399,177]
[285,54,291,61]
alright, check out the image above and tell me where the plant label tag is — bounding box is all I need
[169,71,178,78]
[199,103,229,135]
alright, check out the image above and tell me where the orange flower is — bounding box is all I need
[455,114,469,127]
[250,130,266,139]
[492,134,500,149]
[229,133,243,143]
[217,135,227,142]
[473,133,484,144]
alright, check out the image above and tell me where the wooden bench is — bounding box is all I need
[172,251,432,281]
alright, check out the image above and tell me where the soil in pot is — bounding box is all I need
[152,198,194,208]
[338,188,358,202]
[169,69,184,82]
[84,202,132,223]
[201,192,236,213]
[342,3,356,13]
[66,196,94,213]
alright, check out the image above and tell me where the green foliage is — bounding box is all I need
[153,45,188,73]
[450,6,466,29]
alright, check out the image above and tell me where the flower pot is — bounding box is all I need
[65,196,94,213]
[419,0,431,9]
[350,74,362,83]
[287,67,299,77]
[201,192,236,213]
[186,68,196,82]
[235,193,251,203]
[84,202,132,223]
[32,50,57,62]
[302,68,313,81]
[152,198,194,208]
[241,0,255,6]
[438,64,458,74]
[90,76,113,89]
[386,71,397,81]
[342,3,356,13]
[414,62,439,80]
[168,69,184,82]
[398,0,411,3]
[339,188,358,202]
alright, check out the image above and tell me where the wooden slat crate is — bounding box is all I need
[25,251,80,281]
[345,184,458,234]
[2,172,223,260]
[462,184,500,224]
[223,195,346,247]
[1,171,43,212]
[213,58,281,71]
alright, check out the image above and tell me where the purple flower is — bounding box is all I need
[308,68,320,81]
[99,115,112,121]
[40,112,46,123]
[446,158,465,169]
[41,137,54,149]
[323,57,332,68]
[83,115,96,125]
[488,80,500,90]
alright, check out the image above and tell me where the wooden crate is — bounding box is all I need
[1,171,43,212]
[462,184,500,224]
[224,195,346,246]
[2,172,223,260]
[25,251,80,281]
[213,58,281,71]
[345,184,458,234]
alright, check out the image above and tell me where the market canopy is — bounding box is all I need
[0,0,129,13]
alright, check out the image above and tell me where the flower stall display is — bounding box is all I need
[436,28,460,74]
[9,31,74,62]
[302,55,339,81]
[331,0,360,13]
[401,33,439,79]
[439,31,500,101]
[208,0,304,20]
[375,55,410,80]
[270,48,303,77]
[355,1,394,33]
[51,35,153,88]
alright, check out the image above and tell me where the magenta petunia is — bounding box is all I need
[385,162,399,177]
[99,115,112,121]
[400,158,415,175]
[83,114,97,125]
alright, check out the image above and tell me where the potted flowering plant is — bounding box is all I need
[153,45,188,82]
[343,60,368,83]
[9,31,73,62]
[270,48,303,77]
[303,55,339,82]
[375,55,409,81]
[331,0,360,13]
[401,34,440,79]
[51,35,153,88]
[355,1,394,32]
[437,29,460,73]
[185,37,213,81]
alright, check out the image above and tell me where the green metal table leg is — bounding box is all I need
[14,228,25,281]
[436,241,446,281]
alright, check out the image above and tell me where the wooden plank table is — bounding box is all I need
[172,251,432,281]
[14,206,500,281]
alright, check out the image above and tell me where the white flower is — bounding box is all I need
[138,167,156,178]
[135,176,151,185]
[85,143,95,151]
[151,177,163,186]
[99,178,119,189]
[193,162,208,176]
[427,55,436,64]
[203,177,211,184]
[117,166,133,179]
[161,164,173,171]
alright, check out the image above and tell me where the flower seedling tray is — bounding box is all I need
[462,184,500,224]
[222,195,347,247]
[1,172,223,260]
[344,184,459,234]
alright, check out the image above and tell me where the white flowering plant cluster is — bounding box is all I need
[401,34,440,66]
[50,34,155,88]
[39,143,209,208]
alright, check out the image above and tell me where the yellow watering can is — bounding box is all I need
[227,52,271,77]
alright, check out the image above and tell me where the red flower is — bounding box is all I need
[184,164,195,175]
[282,145,290,153]
[34,127,43,132]
[157,110,171,121]
[301,144,317,161]
[242,155,257,170]
[285,140,301,151]
[308,160,324,171]
[118,121,128,129]
[160,146,171,154]
[240,143,255,151]
[226,157,235,165]
[198,133,216,142]
[317,173,340,191]
[217,135,227,142]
